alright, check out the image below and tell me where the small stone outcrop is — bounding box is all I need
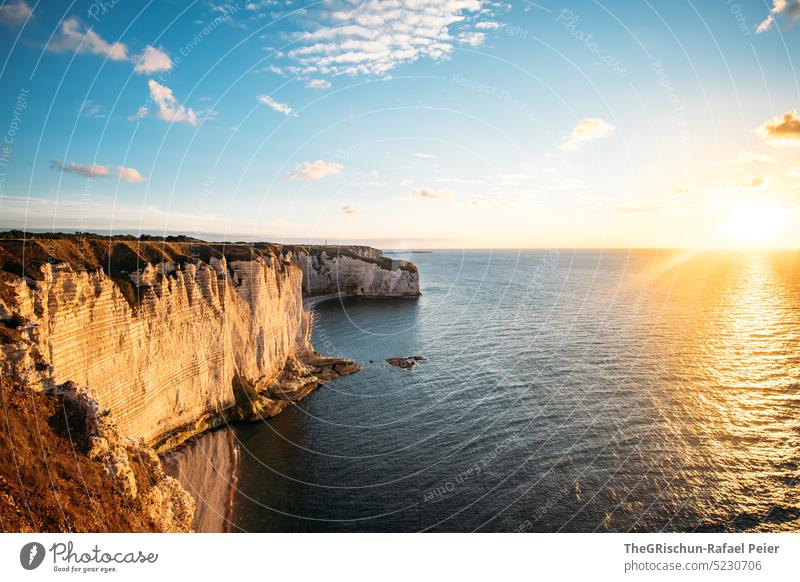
[386,355,429,369]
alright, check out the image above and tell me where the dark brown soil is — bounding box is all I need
[0,378,157,532]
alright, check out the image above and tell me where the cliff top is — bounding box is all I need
[0,234,296,310]
[0,234,282,280]
[0,232,416,278]
[284,244,418,274]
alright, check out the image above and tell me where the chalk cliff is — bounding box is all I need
[0,234,420,532]
[288,245,420,298]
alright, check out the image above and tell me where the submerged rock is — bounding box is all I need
[386,355,429,369]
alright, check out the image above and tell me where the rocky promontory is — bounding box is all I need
[0,232,420,532]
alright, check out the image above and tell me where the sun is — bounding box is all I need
[725,202,788,247]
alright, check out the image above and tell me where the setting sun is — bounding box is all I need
[726,202,788,247]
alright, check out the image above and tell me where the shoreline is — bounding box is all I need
[167,297,361,532]
[302,293,349,310]
[0,236,419,532]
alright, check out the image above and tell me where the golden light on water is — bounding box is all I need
[665,253,800,530]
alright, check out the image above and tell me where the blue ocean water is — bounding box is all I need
[230,250,800,532]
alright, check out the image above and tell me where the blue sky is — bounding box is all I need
[1,0,800,248]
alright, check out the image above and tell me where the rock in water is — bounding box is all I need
[386,356,428,369]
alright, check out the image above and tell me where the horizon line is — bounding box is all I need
[2,229,798,252]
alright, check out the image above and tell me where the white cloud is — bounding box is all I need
[560,118,615,151]
[756,0,789,32]
[413,152,435,159]
[134,45,173,74]
[46,18,175,75]
[246,0,278,10]
[79,99,107,119]
[408,187,453,199]
[51,159,110,178]
[257,94,296,116]
[285,0,487,77]
[148,80,198,125]
[51,159,145,183]
[116,166,145,183]
[0,0,31,27]
[306,79,332,90]
[757,14,776,33]
[128,105,149,121]
[475,21,502,30]
[47,17,129,61]
[265,64,287,76]
[341,204,360,214]
[457,31,486,47]
[286,160,343,181]
[787,164,800,178]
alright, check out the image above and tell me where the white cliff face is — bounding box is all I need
[294,248,420,297]
[0,244,415,449]
[0,240,418,532]
[1,255,307,448]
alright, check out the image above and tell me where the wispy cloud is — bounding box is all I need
[306,79,332,90]
[457,31,486,47]
[755,0,799,33]
[47,17,129,60]
[47,18,174,75]
[0,0,31,27]
[51,159,110,178]
[283,0,490,77]
[408,187,453,199]
[257,94,296,116]
[286,160,343,181]
[128,105,149,121]
[757,108,800,147]
[79,99,107,119]
[560,118,615,151]
[265,64,287,77]
[736,175,769,189]
[148,80,198,125]
[341,203,360,214]
[724,150,776,166]
[245,0,278,10]
[51,159,145,182]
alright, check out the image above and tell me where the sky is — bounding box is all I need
[1,0,800,249]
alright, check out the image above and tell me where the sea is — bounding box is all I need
[208,250,800,532]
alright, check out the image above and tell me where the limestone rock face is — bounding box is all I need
[2,255,307,448]
[291,246,420,297]
[0,237,419,531]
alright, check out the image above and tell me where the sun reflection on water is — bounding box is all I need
[657,252,800,531]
